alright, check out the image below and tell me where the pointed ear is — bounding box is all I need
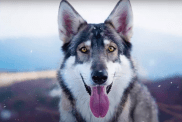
[105,0,133,42]
[58,0,87,44]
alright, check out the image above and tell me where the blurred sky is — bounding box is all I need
[0,0,182,80]
[1,0,182,38]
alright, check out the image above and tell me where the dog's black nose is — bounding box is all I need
[92,70,108,85]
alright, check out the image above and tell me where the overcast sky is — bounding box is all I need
[0,0,182,39]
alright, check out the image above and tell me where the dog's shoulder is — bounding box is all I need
[129,81,159,122]
[130,81,155,103]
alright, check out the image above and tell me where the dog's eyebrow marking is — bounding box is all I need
[85,40,91,46]
[104,40,110,45]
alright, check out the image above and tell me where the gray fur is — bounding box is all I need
[129,82,159,122]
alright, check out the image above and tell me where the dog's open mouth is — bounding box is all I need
[82,79,113,96]
[80,74,113,118]
[84,82,113,96]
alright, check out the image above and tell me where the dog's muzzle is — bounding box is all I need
[80,73,113,95]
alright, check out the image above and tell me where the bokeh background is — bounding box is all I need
[0,0,182,122]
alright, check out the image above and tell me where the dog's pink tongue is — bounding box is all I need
[90,86,109,118]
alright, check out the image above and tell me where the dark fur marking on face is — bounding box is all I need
[121,37,132,58]
[57,71,86,122]
[57,71,74,104]
[70,25,92,55]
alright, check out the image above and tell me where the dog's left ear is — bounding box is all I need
[105,0,133,42]
[58,0,87,44]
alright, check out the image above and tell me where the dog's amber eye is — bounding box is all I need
[80,47,88,53]
[108,46,115,52]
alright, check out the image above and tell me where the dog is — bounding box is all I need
[57,0,159,121]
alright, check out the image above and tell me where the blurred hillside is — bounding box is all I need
[145,76,182,122]
[0,28,182,80]
[0,72,181,122]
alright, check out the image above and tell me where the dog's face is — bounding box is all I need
[58,0,134,118]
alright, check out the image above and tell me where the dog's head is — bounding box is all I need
[58,0,134,118]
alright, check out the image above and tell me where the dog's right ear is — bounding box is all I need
[58,0,87,44]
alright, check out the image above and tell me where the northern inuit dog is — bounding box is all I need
[57,0,159,121]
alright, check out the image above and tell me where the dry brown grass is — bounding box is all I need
[0,70,57,87]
